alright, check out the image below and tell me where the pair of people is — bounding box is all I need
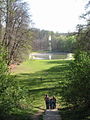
[44,95,56,109]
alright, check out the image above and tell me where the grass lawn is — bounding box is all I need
[12,60,70,113]
[10,59,90,120]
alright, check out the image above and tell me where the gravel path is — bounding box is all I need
[43,109,61,120]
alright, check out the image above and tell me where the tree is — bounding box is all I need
[60,1,90,108]
[31,29,49,51]
[76,0,90,52]
[61,52,90,107]
[0,0,32,64]
[0,1,3,41]
[31,29,76,52]
[0,45,25,116]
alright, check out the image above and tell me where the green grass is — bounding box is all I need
[11,59,90,120]
[12,60,70,113]
[12,59,68,74]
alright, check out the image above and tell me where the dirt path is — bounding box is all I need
[32,109,44,120]
[43,109,61,120]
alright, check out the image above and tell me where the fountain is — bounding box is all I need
[49,35,52,60]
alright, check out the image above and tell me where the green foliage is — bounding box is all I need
[31,28,76,52]
[76,27,90,52]
[0,46,26,117]
[61,51,90,107]
[76,0,90,52]
[52,35,76,52]
[60,106,90,120]
[13,59,70,112]
[0,0,32,64]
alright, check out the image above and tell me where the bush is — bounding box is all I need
[61,51,90,107]
[0,46,25,116]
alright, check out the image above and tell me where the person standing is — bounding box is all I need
[50,97,53,109]
[52,96,56,109]
[44,94,50,109]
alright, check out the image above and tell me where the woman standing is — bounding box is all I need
[52,96,56,109]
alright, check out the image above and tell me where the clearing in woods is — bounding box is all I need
[12,59,70,118]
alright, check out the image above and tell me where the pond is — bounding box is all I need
[29,53,73,60]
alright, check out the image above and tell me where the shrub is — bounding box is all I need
[61,51,90,107]
[0,46,25,116]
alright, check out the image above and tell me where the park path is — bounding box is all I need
[43,109,61,120]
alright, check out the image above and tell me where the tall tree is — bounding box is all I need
[76,0,90,52]
[0,0,32,64]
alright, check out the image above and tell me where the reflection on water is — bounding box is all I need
[29,53,73,60]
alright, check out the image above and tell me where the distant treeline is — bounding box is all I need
[31,28,77,52]
[0,0,77,65]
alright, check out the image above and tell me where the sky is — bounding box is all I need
[25,0,88,33]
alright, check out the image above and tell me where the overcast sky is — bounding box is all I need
[25,0,88,33]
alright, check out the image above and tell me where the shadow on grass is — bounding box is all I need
[59,107,90,120]
[11,60,70,118]
[15,61,70,97]
[0,113,33,120]
[47,60,71,64]
[28,86,60,93]
[0,106,44,120]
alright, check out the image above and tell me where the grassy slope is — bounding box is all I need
[12,60,70,113]
[12,59,90,120]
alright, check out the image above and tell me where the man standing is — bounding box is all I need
[44,94,50,109]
